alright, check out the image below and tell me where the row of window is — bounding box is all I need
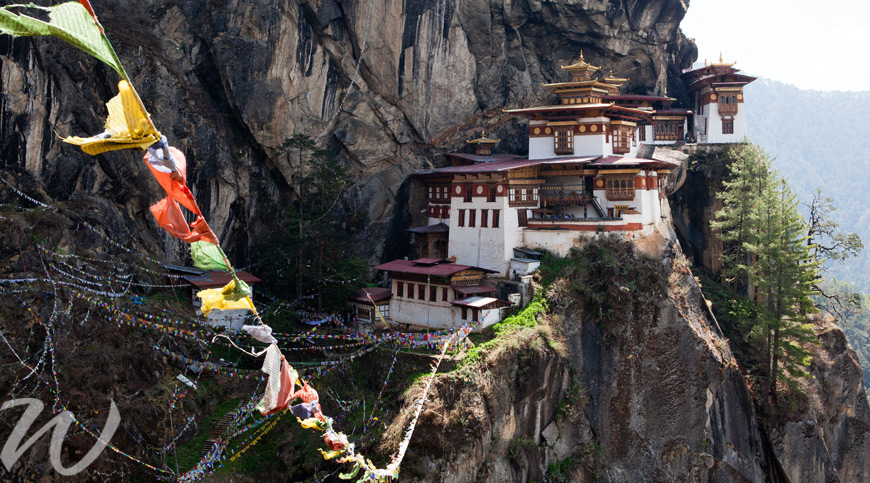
[449,185,499,203]
[427,186,450,202]
[395,282,467,302]
[606,177,635,201]
[429,205,449,218]
[393,282,481,320]
[457,209,501,228]
[653,121,684,141]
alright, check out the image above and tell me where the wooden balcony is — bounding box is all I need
[539,185,591,205]
[718,104,738,116]
[508,199,539,208]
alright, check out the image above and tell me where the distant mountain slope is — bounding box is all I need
[745,79,870,290]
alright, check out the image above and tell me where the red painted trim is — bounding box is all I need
[526,222,643,231]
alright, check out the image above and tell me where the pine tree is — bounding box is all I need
[710,143,771,294]
[713,144,820,408]
[749,177,818,404]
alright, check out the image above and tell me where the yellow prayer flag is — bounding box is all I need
[64,80,160,155]
[196,280,255,317]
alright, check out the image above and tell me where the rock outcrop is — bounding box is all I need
[385,238,792,482]
[0,0,696,265]
[771,315,870,482]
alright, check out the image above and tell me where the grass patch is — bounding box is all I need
[537,237,666,328]
[554,372,588,421]
[547,456,576,481]
[458,296,548,368]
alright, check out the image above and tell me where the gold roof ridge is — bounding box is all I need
[561,50,600,72]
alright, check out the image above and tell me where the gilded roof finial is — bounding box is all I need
[579,51,584,63]
[719,52,723,63]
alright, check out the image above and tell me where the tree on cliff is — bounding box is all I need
[254,135,366,313]
[748,176,818,403]
[713,144,819,408]
[710,143,771,294]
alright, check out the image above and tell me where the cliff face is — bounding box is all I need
[772,315,870,483]
[0,0,696,265]
[668,146,870,482]
[384,238,785,482]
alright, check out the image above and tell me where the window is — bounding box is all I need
[396,281,404,298]
[492,209,500,228]
[380,304,389,319]
[417,284,425,300]
[722,119,734,134]
[469,209,476,227]
[518,209,528,227]
[429,286,437,302]
[461,307,468,320]
[718,94,738,115]
[605,177,635,201]
[612,125,631,154]
[508,188,538,207]
[554,127,574,155]
[457,209,465,227]
[442,287,448,302]
[653,121,683,141]
[463,185,472,202]
[638,125,646,142]
[481,209,488,228]
[407,283,414,298]
[487,185,496,202]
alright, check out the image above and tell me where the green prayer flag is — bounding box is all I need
[0,2,123,75]
[339,462,361,480]
[190,241,227,271]
[226,278,252,301]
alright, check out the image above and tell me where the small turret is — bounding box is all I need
[466,131,500,155]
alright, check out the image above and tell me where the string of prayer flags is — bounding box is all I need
[243,324,278,345]
[256,345,298,416]
[64,80,161,154]
[0,2,123,75]
[191,241,228,270]
[144,146,219,246]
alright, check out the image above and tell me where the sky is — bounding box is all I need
[680,0,870,92]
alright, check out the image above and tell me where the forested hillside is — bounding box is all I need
[745,79,870,289]
[745,80,870,400]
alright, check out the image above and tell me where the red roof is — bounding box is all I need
[603,94,674,102]
[591,156,679,168]
[416,156,599,175]
[454,285,497,295]
[347,287,392,304]
[447,153,523,164]
[373,259,496,276]
[503,103,614,115]
[653,108,692,116]
[183,270,262,288]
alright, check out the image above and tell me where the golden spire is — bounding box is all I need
[719,52,723,63]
